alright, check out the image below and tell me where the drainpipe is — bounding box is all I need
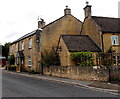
[101,32,104,52]
[39,29,43,75]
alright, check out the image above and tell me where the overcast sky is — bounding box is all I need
[0,0,119,45]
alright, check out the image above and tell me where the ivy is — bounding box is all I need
[71,52,93,66]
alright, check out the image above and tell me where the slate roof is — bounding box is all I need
[11,29,41,44]
[61,35,102,52]
[92,16,120,33]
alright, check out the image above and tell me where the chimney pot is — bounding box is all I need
[38,18,45,29]
[64,6,71,15]
[84,5,92,18]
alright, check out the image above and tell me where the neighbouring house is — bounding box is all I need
[9,23,43,72]
[41,6,82,51]
[81,4,120,66]
[57,35,102,66]
[0,55,6,67]
[0,45,6,67]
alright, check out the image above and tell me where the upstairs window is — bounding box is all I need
[21,41,24,50]
[111,35,119,45]
[29,38,32,48]
[16,43,18,52]
[10,46,13,53]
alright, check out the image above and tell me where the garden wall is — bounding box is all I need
[43,66,111,81]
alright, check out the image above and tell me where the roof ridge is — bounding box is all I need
[92,16,119,19]
[42,14,82,29]
[61,34,88,36]
[11,29,38,44]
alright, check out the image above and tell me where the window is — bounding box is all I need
[21,59,24,64]
[10,46,13,53]
[29,38,32,48]
[28,56,31,66]
[112,55,120,65]
[111,35,119,45]
[21,41,24,50]
[16,43,18,52]
[117,56,120,65]
[113,56,116,65]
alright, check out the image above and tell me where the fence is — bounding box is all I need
[109,68,120,83]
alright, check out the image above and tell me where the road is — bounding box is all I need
[2,71,119,98]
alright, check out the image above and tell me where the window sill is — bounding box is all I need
[28,47,32,49]
[112,45,119,47]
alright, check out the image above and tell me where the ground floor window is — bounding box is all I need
[21,59,24,64]
[113,55,120,65]
[28,56,32,66]
[117,56,120,65]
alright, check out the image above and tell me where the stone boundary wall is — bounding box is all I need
[43,66,110,81]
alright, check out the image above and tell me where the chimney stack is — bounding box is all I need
[83,2,92,18]
[64,6,71,15]
[38,18,45,29]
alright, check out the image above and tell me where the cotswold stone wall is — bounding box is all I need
[42,15,82,51]
[43,66,109,81]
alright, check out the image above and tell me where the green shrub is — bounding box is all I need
[8,54,15,65]
[71,52,93,66]
[41,49,60,66]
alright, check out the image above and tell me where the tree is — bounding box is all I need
[41,49,60,66]
[8,54,15,65]
[99,47,114,68]
[2,42,11,60]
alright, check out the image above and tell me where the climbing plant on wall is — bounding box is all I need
[71,52,94,66]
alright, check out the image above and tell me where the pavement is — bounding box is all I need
[1,68,120,95]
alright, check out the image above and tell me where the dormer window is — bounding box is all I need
[111,35,119,45]
[29,38,32,48]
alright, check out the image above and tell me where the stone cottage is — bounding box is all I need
[57,35,101,66]
[81,4,120,66]
[9,6,83,72]
[9,18,45,72]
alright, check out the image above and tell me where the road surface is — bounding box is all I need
[2,71,119,98]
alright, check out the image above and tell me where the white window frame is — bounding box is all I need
[21,59,24,64]
[21,41,24,50]
[113,55,120,65]
[113,56,116,65]
[10,46,12,53]
[29,38,32,48]
[117,56,120,65]
[28,56,32,66]
[16,43,18,52]
[111,35,119,45]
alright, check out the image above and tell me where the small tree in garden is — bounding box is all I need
[99,47,114,68]
[71,52,94,66]
[41,49,60,66]
[8,54,15,65]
